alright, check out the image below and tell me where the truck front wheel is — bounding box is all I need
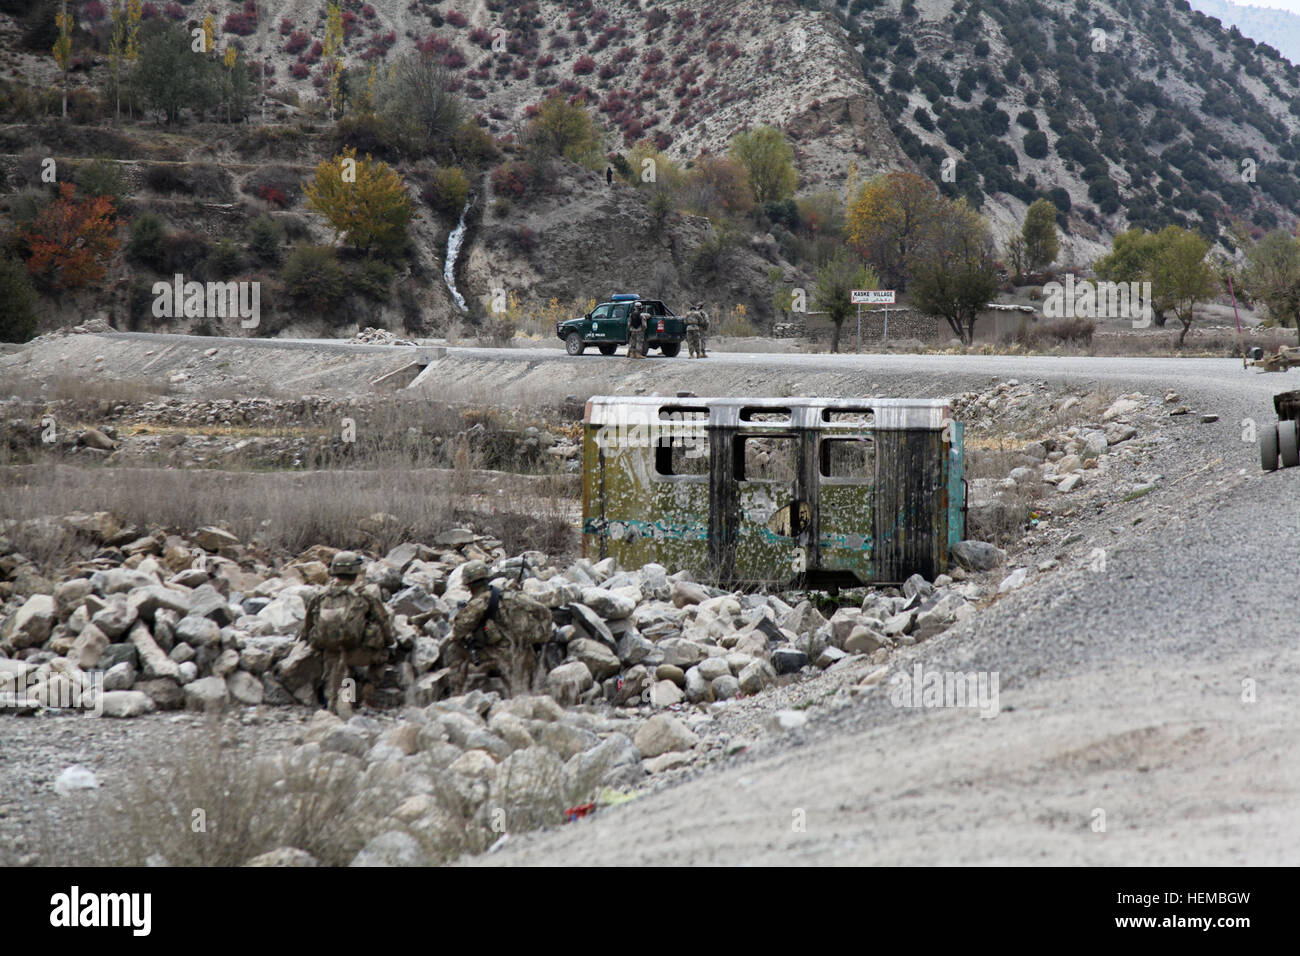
[565,332,586,356]
[659,342,681,357]
[598,343,618,355]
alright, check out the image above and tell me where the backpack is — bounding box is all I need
[310,585,370,651]
[478,586,553,646]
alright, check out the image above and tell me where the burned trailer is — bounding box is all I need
[580,396,966,588]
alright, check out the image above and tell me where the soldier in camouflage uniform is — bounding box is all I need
[300,551,394,715]
[627,305,648,359]
[445,560,553,697]
[685,302,709,358]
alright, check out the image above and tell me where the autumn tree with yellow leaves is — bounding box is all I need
[846,170,942,290]
[304,147,413,259]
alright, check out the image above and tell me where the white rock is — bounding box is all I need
[998,568,1029,593]
[54,764,99,795]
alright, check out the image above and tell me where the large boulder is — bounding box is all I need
[100,690,156,718]
[566,637,621,681]
[68,623,110,669]
[184,676,229,712]
[634,714,699,758]
[564,733,642,799]
[544,661,593,706]
[5,594,56,649]
[949,540,1005,572]
[129,622,180,680]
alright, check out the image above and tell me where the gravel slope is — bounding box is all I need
[446,349,1300,865]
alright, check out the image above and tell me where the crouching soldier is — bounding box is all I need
[300,551,394,715]
[445,560,553,697]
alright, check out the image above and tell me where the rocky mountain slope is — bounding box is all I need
[6,0,1300,335]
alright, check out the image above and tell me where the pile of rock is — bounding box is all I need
[1,516,998,723]
[354,328,417,346]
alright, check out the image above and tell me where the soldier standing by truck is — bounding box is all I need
[685,302,710,358]
[627,304,647,359]
[300,551,394,715]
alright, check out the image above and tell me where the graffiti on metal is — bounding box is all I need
[581,396,965,588]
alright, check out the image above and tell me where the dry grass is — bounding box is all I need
[67,721,501,867]
[0,464,578,566]
[78,725,371,866]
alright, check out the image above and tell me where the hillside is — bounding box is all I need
[4,0,1300,337]
[1189,0,1300,67]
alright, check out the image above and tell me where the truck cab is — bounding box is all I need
[557,294,686,356]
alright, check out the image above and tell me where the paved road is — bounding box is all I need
[93,334,1300,864]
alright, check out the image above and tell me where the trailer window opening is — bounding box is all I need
[821,437,875,480]
[658,405,709,421]
[739,406,792,424]
[822,407,875,426]
[735,435,799,482]
[654,435,710,477]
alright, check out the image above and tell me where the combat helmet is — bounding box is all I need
[460,560,491,586]
[329,551,364,577]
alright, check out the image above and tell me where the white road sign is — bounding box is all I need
[852,289,896,304]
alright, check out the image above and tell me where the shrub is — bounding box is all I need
[246,214,284,265]
[127,213,167,270]
[573,55,596,75]
[257,184,289,208]
[452,119,500,168]
[0,257,39,343]
[352,257,394,301]
[333,111,403,161]
[223,12,257,35]
[73,158,129,208]
[143,164,188,194]
[491,161,533,199]
[204,238,244,280]
[285,30,309,54]
[422,166,471,219]
[281,244,345,306]
[162,230,211,276]
[1023,130,1048,159]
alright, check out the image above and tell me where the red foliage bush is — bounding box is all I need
[443,49,466,69]
[257,185,289,208]
[469,27,493,47]
[654,131,672,150]
[536,52,555,67]
[285,31,309,54]
[446,10,468,28]
[573,55,596,75]
[82,0,107,21]
[140,2,158,19]
[162,2,183,20]
[279,18,294,35]
[492,162,533,200]
[598,63,618,81]
[290,62,309,79]
[362,3,377,19]
[223,12,257,35]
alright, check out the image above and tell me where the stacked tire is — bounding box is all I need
[1261,419,1300,471]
